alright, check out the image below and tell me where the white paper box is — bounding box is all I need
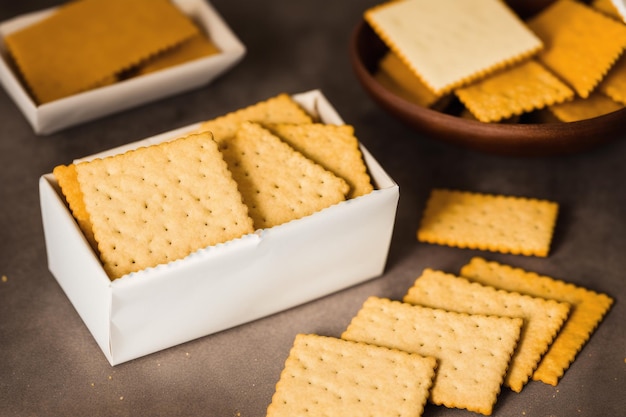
[39,90,400,365]
[0,0,245,135]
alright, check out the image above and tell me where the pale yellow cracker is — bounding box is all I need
[417,189,559,257]
[599,55,626,105]
[52,164,97,252]
[267,123,373,199]
[266,334,437,417]
[196,93,313,144]
[219,122,349,229]
[75,132,254,280]
[5,0,199,103]
[527,0,626,99]
[364,0,542,94]
[342,297,522,415]
[549,90,623,122]
[403,269,570,392]
[376,51,442,108]
[455,60,574,122]
[460,257,614,386]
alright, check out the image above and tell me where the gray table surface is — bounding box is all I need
[1,1,624,416]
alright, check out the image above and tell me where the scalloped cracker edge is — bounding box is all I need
[404,269,570,392]
[455,60,575,123]
[266,334,437,417]
[417,189,559,257]
[364,0,543,95]
[460,257,614,386]
[342,297,522,415]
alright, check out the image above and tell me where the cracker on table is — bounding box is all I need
[219,122,349,229]
[75,132,254,280]
[364,0,542,94]
[5,0,199,104]
[548,90,623,122]
[267,123,373,199]
[404,269,570,392]
[460,257,614,386]
[342,297,522,415]
[53,164,97,252]
[375,51,442,108]
[266,334,437,417]
[455,59,574,123]
[417,189,559,257]
[196,93,313,144]
[527,0,626,99]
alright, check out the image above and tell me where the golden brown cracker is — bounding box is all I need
[527,0,626,99]
[549,90,623,122]
[53,164,97,252]
[267,123,373,199]
[342,297,522,415]
[5,0,199,103]
[364,0,542,94]
[460,257,614,386]
[196,94,313,144]
[75,132,254,279]
[403,269,570,392]
[136,30,220,75]
[219,122,349,229]
[455,60,574,122]
[266,334,437,417]
[599,55,626,105]
[417,189,559,257]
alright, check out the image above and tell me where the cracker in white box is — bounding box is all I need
[72,131,254,279]
[364,0,543,95]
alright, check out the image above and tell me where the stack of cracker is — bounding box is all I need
[4,0,220,104]
[53,94,373,280]
[367,0,626,123]
[265,258,612,416]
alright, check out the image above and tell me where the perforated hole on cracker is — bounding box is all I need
[460,257,614,386]
[342,297,522,415]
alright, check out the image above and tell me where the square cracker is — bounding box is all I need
[527,0,626,99]
[75,132,254,280]
[196,93,313,144]
[403,269,570,392]
[266,334,437,417]
[599,55,626,105]
[364,0,542,94]
[219,122,349,229]
[267,123,373,199]
[460,257,614,386]
[455,59,574,123]
[342,297,522,415]
[417,189,559,257]
[5,0,198,104]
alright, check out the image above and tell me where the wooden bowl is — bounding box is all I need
[349,3,626,156]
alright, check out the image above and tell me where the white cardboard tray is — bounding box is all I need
[0,0,246,134]
[39,90,400,365]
